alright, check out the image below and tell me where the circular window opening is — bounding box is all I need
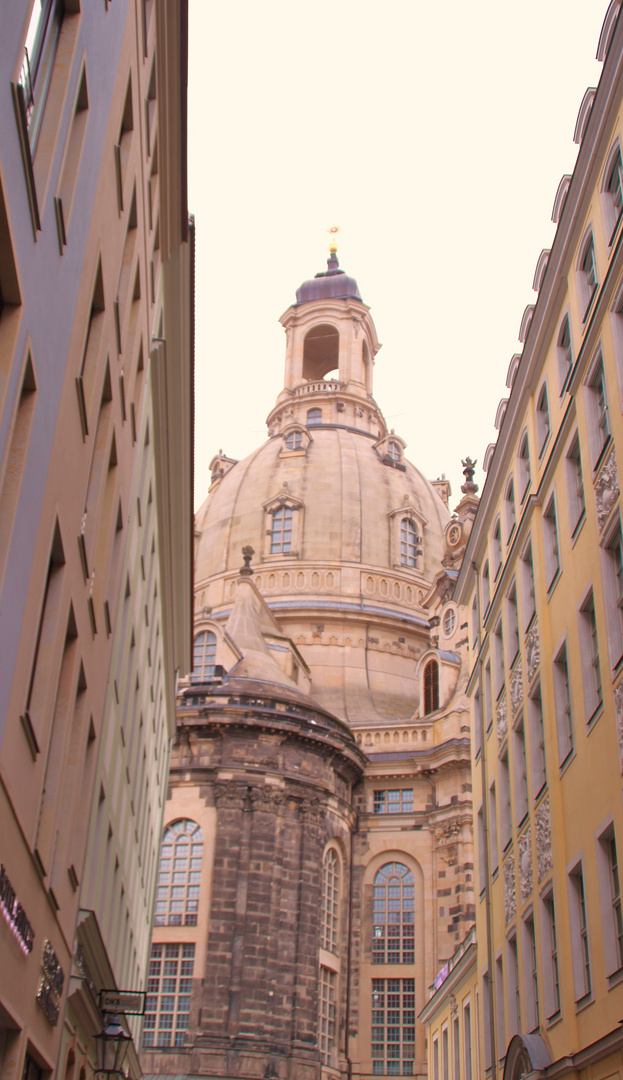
[442,607,457,637]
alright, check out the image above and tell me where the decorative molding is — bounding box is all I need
[518,830,532,902]
[510,666,523,716]
[535,796,553,882]
[504,853,516,925]
[214,783,247,810]
[496,695,508,745]
[526,622,540,683]
[594,445,619,532]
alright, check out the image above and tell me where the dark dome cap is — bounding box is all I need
[295,252,362,304]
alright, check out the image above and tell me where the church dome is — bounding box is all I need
[295,251,362,304]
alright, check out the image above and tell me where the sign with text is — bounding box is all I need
[99,990,146,1015]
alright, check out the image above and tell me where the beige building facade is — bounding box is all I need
[446,3,623,1079]
[141,253,475,1080]
[0,2,192,1080]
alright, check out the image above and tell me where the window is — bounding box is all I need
[493,619,505,699]
[578,233,598,318]
[506,581,519,667]
[540,890,561,1019]
[452,1016,459,1080]
[307,407,322,425]
[372,863,414,964]
[605,146,623,241]
[518,432,531,502]
[492,519,502,580]
[536,383,550,455]
[153,820,203,926]
[568,863,591,1001]
[471,595,479,650]
[270,506,293,554]
[488,783,498,874]
[443,607,456,637]
[284,430,303,450]
[321,849,339,953]
[602,523,623,667]
[484,662,493,735]
[557,315,573,391]
[505,478,516,542]
[506,934,521,1037]
[17,0,65,149]
[442,1026,449,1080]
[319,967,337,1065]
[371,978,415,1076]
[387,441,401,462]
[477,806,486,894]
[579,591,602,721]
[463,1003,472,1080]
[596,826,623,976]
[191,631,216,682]
[143,943,194,1047]
[433,1038,439,1080]
[481,561,490,613]
[499,748,512,850]
[373,790,414,815]
[553,643,574,765]
[473,685,482,759]
[512,716,529,826]
[521,540,536,629]
[543,496,560,588]
[585,355,611,464]
[565,434,585,535]
[528,682,547,797]
[522,914,539,1032]
[400,518,418,567]
[423,659,439,715]
[495,955,505,1063]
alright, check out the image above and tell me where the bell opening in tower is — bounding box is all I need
[302,323,339,381]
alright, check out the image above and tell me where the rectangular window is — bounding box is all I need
[463,1003,472,1080]
[270,506,293,554]
[580,236,598,318]
[488,783,498,875]
[553,643,574,766]
[484,662,493,735]
[586,355,610,465]
[319,966,337,1065]
[506,581,519,667]
[17,0,65,149]
[452,1016,459,1080]
[142,943,195,1048]
[579,592,602,721]
[596,826,623,977]
[505,478,516,543]
[493,620,505,699]
[495,954,505,1063]
[528,682,547,798]
[565,434,585,536]
[518,434,531,502]
[522,914,539,1032]
[512,716,529,827]
[506,934,521,1037]
[473,686,482,760]
[521,540,536,630]
[482,972,493,1072]
[432,1039,439,1080]
[602,522,623,668]
[492,520,502,581]
[543,496,560,588]
[371,978,415,1077]
[540,889,561,1019]
[373,790,414,815]
[442,1027,449,1080]
[568,863,591,1002]
[477,805,486,895]
[536,383,550,455]
[499,748,512,850]
[557,315,573,391]
[482,561,490,613]
[471,594,479,651]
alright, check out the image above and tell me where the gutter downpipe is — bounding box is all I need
[472,560,497,1078]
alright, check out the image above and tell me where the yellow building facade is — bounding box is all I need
[451,3,623,1078]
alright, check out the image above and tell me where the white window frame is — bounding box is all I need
[521,911,540,1032]
[601,139,623,245]
[521,539,536,631]
[528,681,547,799]
[536,382,551,457]
[584,350,611,468]
[504,477,516,544]
[542,494,561,590]
[578,588,603,723]
[492,517,502,581]
[595,818,623,978]
[488,781,498,875]
[553,639,574,767]
[567,857,592,1003]
[512,714,529,828]
[565,431,586,537]
[481,560,490,614]
[263,492,304,559]
[506,579,519,668]
[539,885,561,1020]
[506,933,520,1038]
[517,430,531,503]
[577,230,599,320]
[600,515,623,670]
[498,747,512,851]
[556,313,573,393]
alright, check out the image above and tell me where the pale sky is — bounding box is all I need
[188,1,606,511]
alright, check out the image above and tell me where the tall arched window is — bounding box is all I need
[192,631,216,681]
[423,660,439,715]
[372,862,414,964]
[307,407,322,426]
[321,848,340,953]
[154,820,203,926]
[271,506,293,553]
[400,519,417,567]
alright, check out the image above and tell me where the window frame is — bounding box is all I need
[578,589,603,724]
[556,313,574,393]
[567,859,592,1003]
[600,515,623,670]
[370,978,416,1077]
[536,382,551,457]
[142,942,195,1048]
[577,230,599,320]
[584,350,611,469]
[595,821,623,978]
[542,494,561,590]
[553,640,574,767]
[372,863,415,965]
[153,819,203,927]
[518,431,531,504]
[565,431,586,538]
[602,140,623,245]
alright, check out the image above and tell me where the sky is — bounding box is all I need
[187,1,606,511]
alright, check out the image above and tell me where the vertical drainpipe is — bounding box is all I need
[472,561,497,1078]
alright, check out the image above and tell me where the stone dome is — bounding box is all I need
[295,252,362,304]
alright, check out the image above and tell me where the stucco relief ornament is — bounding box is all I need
[518,831,532,901]
[435,822,460,866]
[614,683,623,774]
[496,695,508,745]
[510,665,523,716]
[504,853,516,924]
[535,796,553,881]
[525,622,540,683]
[594,445,620,531]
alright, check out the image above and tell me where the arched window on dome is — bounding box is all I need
[154,819,203,926]
[400,518,417,567]
[321,848,340,953]
[372,862,414,964]
[307,407,322,426]
[271,506,293,553]
[285,431,303,450]
[192,631,216,682]
[423,660,439,715]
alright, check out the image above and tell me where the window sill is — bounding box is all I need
[547,569,562,600]
[575,990,594,1013]
[545,1010,563,1030]
[586,703,604,732]
[538,433,552,461]
[559,747,576,776]
[571,511,586,545]
[583,288,598,326]
[592,434,613,476]
[607,964,623,988]
[533,781,547,804]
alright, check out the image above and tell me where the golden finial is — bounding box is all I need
[328,224,340,254]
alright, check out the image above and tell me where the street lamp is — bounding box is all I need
[94,1015,132,1077]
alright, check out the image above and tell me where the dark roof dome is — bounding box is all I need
[295,252,362,304]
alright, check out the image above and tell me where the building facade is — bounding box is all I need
[449,3,623,1078]
[141,251,475,1080]
[0,2,192,1079]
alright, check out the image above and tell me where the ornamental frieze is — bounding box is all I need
[614,683,623,775]
[435,822,460,866]
[535,796,553,881]
[518,831,532,902]
[496,695,508,745]
[504,853,516,924]
[214,783,248,810]
[510,666,523,716]
[248,786,284,812]
[594,445,620,532]
[526,623,540,683]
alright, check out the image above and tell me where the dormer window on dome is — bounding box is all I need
[280,424,311,456]
[263,489,304,559]
[374,433,407,471]
[389,500,426,572]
